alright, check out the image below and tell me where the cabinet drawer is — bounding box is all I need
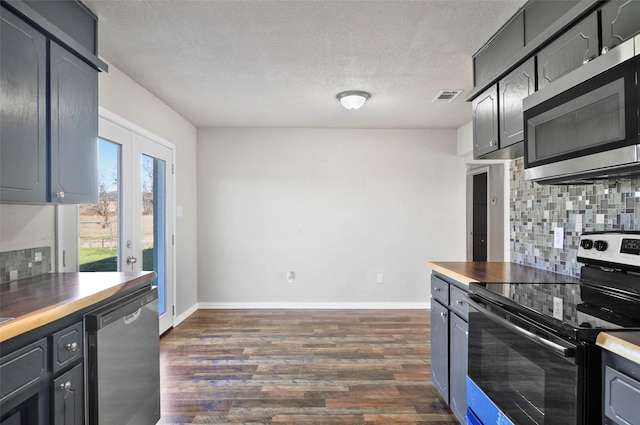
[449,285,469,320]
[0,338,47,401]
[431,275,449,305]
[604,365,640,425]
[52,322,82,373]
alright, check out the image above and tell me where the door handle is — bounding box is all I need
[127,256,137,265]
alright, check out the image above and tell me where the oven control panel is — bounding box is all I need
[578,232,640,268]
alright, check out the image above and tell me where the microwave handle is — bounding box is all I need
[466,295,576,358]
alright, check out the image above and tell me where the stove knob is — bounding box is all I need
[594,240,608,251]
[580,239,593,249]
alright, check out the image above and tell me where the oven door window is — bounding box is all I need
[524,57,638,168]
[468,309,579,425]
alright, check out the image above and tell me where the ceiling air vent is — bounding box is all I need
[432,89,463,103]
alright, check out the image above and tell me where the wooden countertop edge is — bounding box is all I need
[428,262,477,286]
[597,332,640,365]
[0,274,152,343]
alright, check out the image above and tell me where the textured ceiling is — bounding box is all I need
[85,0,527,129]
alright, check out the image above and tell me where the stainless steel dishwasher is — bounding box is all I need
[85,286,160,425]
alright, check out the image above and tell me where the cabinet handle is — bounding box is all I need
[66,342,78,352]
[434,287,441,292]
[602,46,610,54]
[440,311,447,319]
[456,300,464,306]
[489,140,496,147]
[56,191,65,199]
[582,56,592,65]
[59,381,72,392]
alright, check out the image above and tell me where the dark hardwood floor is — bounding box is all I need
[158,309,458,424]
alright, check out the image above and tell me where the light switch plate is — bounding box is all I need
[554,227,564,249]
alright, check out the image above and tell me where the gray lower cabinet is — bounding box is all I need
[0,4,99,204]
[430,273,468,424]
[0,7,47,203]
[449,313,468,424]
[0,320,83,425]
[499,57,535,147]
[472,84,499,158]
[431,299,449,403]
[53,364,83,425]
[603,350,640,425]
[537,11,599,90]
[601,0,640,52]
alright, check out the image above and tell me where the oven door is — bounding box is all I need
[523,39,639,183]
[466,294,581,425]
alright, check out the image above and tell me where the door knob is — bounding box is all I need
[127,256,137,265]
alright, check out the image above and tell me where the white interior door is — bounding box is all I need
[78,112,175,334]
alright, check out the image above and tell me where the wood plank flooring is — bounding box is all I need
[158,309,458,424]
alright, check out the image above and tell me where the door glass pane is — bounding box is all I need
[79,139,120,271]
[142,154,167,316]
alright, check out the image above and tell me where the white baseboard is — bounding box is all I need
[197,302,430,310]
[174,303,199,326]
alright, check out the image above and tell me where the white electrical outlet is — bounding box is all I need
[554,227,564,249]
[553,296,563,321]
[34,251,42,262]
[376,273,384,284]
[286,271,295,284]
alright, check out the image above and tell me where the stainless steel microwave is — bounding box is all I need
[523,35,640,184]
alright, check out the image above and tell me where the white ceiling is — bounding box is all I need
[85,0,527,129]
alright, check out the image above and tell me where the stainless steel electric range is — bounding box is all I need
[465,231,640,425]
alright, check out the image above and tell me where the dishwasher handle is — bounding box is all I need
[85,287,158,331]
[124,308,142,325]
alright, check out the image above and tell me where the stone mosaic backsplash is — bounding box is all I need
[510,157,640,277]
[0,247,51,284]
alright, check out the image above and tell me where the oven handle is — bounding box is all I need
[466,295,576,358]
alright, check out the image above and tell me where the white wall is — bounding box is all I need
[0,204,56,257]
[99,61,198,320]
[197,128,467,307]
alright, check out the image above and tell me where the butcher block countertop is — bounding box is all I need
[0,271,156,343]
[597,332,640,365]
[428,261,580,286]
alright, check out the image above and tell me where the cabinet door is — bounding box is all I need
[430,300,449,403]
[472,84,499,158]
[50,41,98,204]
[52,364,83,425]
[537,12,598,89]
[0,8,47,202]
[499,58,534,147]
[449,314,468,425]
[601,0,640,52]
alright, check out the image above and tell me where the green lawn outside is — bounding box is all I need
[80,247,154,271]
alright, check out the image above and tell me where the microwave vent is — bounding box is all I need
[432,89,462,103]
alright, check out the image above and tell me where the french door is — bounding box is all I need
[78,112,174,334]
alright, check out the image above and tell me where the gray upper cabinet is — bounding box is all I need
[0,8,47,203]
[499,57,535,147]
[472,84,499,158]
[0,3,100,204]
[601,0,640,52]
[50,42,98,204]
[537,12,599,89]
[474,11,524,87]
[524,0,580,44]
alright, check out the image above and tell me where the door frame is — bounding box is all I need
[57,108,176,334]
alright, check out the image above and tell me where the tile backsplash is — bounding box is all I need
[0,247,51,284]
[510,157,640,277]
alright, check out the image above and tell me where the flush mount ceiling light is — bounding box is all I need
[336,90,371,110]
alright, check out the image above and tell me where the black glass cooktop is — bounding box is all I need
[468,265,640,342]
